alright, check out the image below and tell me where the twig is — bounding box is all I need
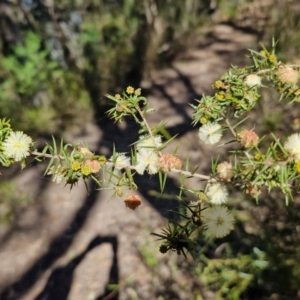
[135,105,162,155]
[256,64,300,75]
[30,151,211,180]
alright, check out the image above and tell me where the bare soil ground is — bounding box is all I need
[0,24,257,300]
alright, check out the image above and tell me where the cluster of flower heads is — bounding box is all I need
[133,135,182,175]
[198,120,260,149]
[106,86,143,122]
[194,157,236,238]
[193,46,300,153]
[196,104,300,233]
[192,64,262,129]
[197,121,300,206]
[161,159,236,244]
[158,197,235,255]
[197,179,233,238]
[1,53,300,256]
[185,198,234,239]
[107,135,183,209]
[47,146,106,186]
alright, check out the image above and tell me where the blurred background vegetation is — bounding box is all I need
[1,0,300,299]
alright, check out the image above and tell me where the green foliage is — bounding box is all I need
[40,138,106,189]
[260,1,300,59]
[217,0,300,62]
[197,247,268,300]
[251,195,300,296]
[140,243,159,268]
[0,119,13,166]
[0,0,213,137]
[0,32,91,135]
[77,0,212,96]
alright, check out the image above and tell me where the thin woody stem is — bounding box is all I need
[255,64,300,75]
[30,149,260,188]
[221,114,256,160]
[171,168,211,180]
[30,150,211,180]
[31,151,64,160]
[135,105,153,137]
[221,113,237,138]
[125,167,135,190]
[135,105,162,154]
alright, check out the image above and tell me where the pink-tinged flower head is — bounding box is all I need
[276,67,299,84]
[84,159,101,173]
[158,154,182,172]
[238,130,259,148]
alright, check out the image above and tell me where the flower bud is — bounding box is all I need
[268,54,277,64]
[192,218,202,226]
[116,188,125,197]
[213,80,225,90]
[116,105,124,112]
[217,161,234,180]
[126,86,134,94]
[198,191,207,201]
[245,185,261,199]
[159,244,169,254]
[124,194,142,210]
[134,88,141,96]
[238,130,259,148]
[81,164,92,176]
[71,161,81,171]
[78,147,93,157]
[294,162,300,173]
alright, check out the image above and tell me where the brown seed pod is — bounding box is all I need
[124,194,142,210]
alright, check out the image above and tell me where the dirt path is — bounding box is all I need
[0,24,257,300]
